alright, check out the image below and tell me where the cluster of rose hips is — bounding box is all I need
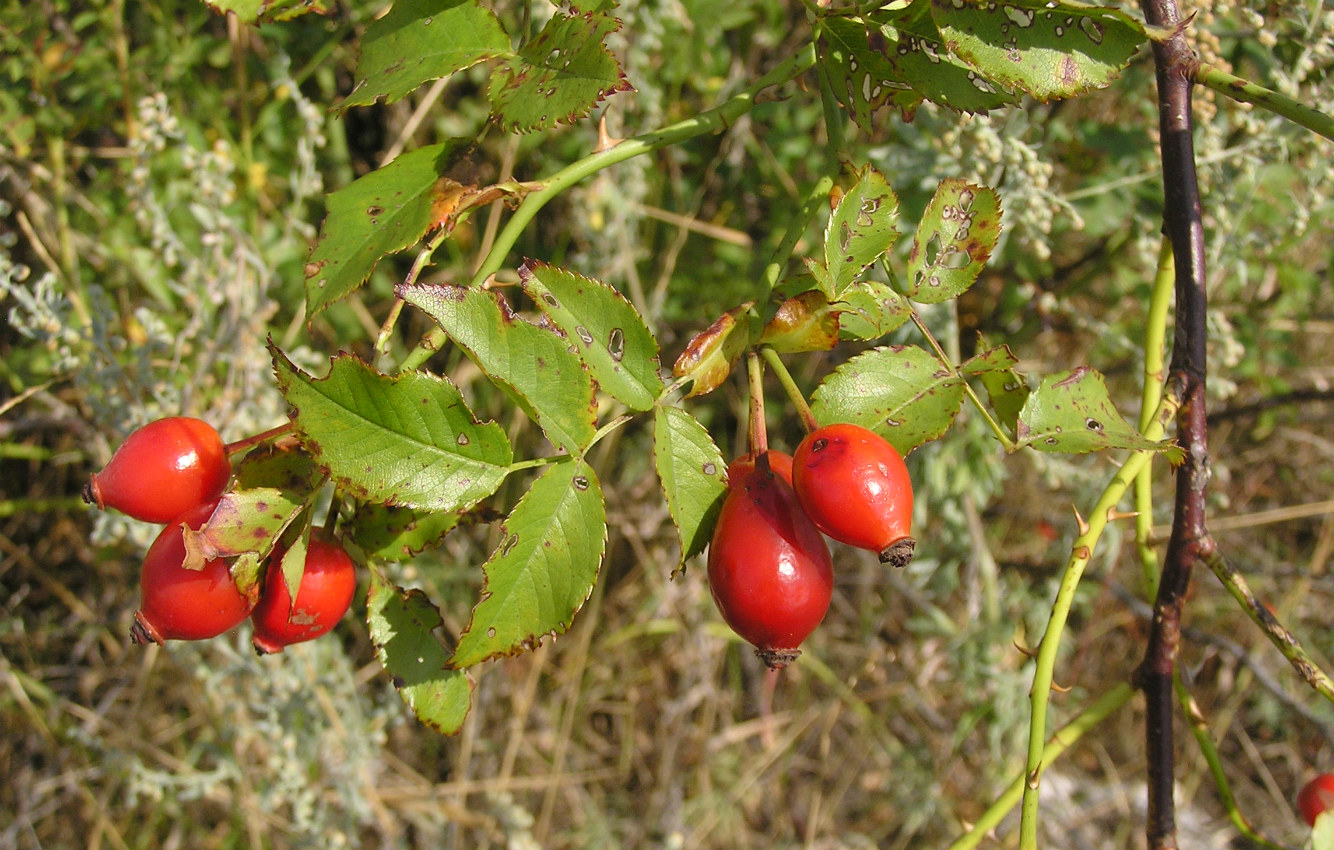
[84,417,356,654]
[706,422,915,669]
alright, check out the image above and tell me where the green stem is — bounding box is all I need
[1195,62,1334,142]
[397,43,819,373]
[948,682,1135,850]
[746,350,768,455]
[760,346,818,433]
[1175,673,1294,850]
[1018,391,1181,850]
[1135,237,1176,597]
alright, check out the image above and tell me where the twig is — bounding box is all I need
[1133,0,1214,847]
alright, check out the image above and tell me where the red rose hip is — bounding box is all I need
[131,500,253,645]
[251,539,357,655]
[707,457,834,669]
[793,422,916,567]
[85,417,231,524]
[1298,773,1334,827]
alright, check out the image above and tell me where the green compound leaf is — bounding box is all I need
[368,571,473,735]
[906,179,1001,303]
[817,15,919,130]
[398,283,599,452]
[811,344,965,456]
[346,503,462,562]
[818,3,1018,124]
[519,261,664,411]
[272,345,513,512]
[450,459,607,668]
[932,0,1148,102]
[872,2,1019,113]
[1015,367,1176,454]
[487,7,633,134]
[961,341,1030,432]
[652,405,728,572]
[341,0,512,110]
[817,167,900,298]
[200,0,331,23]
[835,279,912,341]
[305,142,465,317]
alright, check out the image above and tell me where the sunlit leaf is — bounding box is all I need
[520,261,664,411]
[906,179,1001,303]
[450,460,606,667]
[653,405,728,572]
[819,167,900,297]
[272,345,513,511]
[397,283,599,452]
[835,279,912,341]
[932,0,1148,101]
[962,341,1029,432]
[1015,367,1177,454]
[811,344,965,455]
[487,7,632,133]
[368,572,473,735]
[305,142,466,317]
[341,0,511,110]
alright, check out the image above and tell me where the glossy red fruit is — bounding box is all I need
[251,539,357,655]
[793,422,916,567]
[85,417,231,524]
[707,457,834,669]
[725,449,793,487]
[1298,773,1334,827]
[131,500,253,645]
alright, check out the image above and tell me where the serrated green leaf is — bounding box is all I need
[835,279,912,341]
[811,345,965,456]
[671,303,755,398]
[341,0,512,110]
[450,460,607,667]
[652,405,728,570]
[817,15,917,130]
[397,284,599,452]
[487,8,632,134]
[932,0,1147,101]
[1015,367,1175,453]
[906,179,1001,303]
[305,142,464,317]
[368,572,473,735]
[821,168,900,297]
[962,342,1029,431]
[873,2,1019,113]
[519,261,664,411]
[346,503,463,562]
[272,345,513,511]
[200,0,331,23]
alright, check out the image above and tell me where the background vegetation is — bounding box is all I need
[2,0,1333,847]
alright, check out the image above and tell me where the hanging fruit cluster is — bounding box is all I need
[701,347,917,670]
[85,417,356,655]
